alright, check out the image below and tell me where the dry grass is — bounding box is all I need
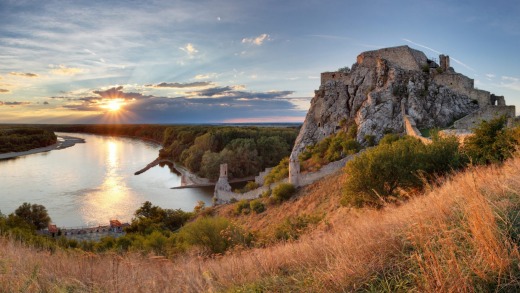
[3,158,520,292]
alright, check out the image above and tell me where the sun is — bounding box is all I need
[107,100,121,111]
[102,99,124,112]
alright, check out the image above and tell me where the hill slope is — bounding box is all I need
[2,155,520,292]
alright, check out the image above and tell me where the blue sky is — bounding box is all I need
[0,0,519,123]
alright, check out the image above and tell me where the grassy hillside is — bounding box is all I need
[2,154,520,292]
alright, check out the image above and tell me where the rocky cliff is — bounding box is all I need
[292,45,486,155]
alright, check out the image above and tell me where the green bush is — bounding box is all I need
[274,214,322,241]
[271,183,296,203]
[178,216,251,254]
[463,116,517,165]
[235,200,250,215]
[235,181,259,193]
[264,157,289,185]
[250,199,266,214]
[364,135,376,146]
[379,133,401,145]
[13,202,51,230]
[299,130,361,171]
[342,135,464,207]
[125,201,192,234]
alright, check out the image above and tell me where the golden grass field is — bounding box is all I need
[2,156,520,292]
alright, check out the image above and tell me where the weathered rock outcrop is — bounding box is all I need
[292,45,506,155]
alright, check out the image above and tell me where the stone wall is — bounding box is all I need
[403,114,432,144]
[321,71,348,84]
[254,167,272,185]
[214,153,358,204]
[453,106,516,129]
[356,45,427,71]
[433,73,491,107]
[299,155,354,186]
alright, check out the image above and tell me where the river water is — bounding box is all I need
[0,133,213,227]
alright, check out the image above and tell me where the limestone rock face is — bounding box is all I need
[292,45,480,155]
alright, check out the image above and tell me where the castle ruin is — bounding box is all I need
[318,45,515,134]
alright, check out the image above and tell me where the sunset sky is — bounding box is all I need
[1,0,519,124]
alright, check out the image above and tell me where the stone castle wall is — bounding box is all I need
[403,114,432,144]
[433,73,491,107]
[453,106,516,129]
[254,167,272,185]
[357,45,427,71]
[214,153,359,204]
[321,71,348,84]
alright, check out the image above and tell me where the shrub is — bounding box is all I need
[364,135,376,146]
[13,202,51,230]
[342,135,463,207]
[300,130,361,171]
[338,66,351,74]
[274,214,322,241]
[379,133,401,145]
[271,183,296,203]
[463,116,517,165]
[125,201,192,234]
[249,199,266,214]
[178,216,251,254]
[235,200,250,215]
[264,157,289,185]
[235,181,259,193]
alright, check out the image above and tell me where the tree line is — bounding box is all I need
[39,124,299,180]
[0,127,57,153]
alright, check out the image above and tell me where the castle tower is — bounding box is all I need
[213,163,232,205]
[215,163,231,192]
[288,153,300,187]
[439,54,450,71]
[220,163,228,178]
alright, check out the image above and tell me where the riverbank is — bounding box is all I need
[135,157,256,189]
[134,157,213,186]
[0,135,85,160]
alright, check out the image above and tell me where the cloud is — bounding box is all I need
[242,34,270,45]
[55,84,305,123]
[0,101,30,106]
[0,89,9,94]
[179,43,198,56]
[9,72,39,78]
[43,101,49,105]
[194,73,218,80]
[485,73,496,79]
[147,81,213,88]
[50,65,85,76]
[188,86,235,97]
[499,75,520,91]
[93,86,151,101]
[502,76,519,82]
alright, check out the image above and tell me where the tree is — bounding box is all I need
[338,66,351,74]
[126,201,192,234]
[14,202,51,230]
[463,116,517,165]
[342,135,463,207]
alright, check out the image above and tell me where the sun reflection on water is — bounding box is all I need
[81,139,134,225]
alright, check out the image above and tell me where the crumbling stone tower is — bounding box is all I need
[215,163,232,192]
[288,153,300,187]
[439,54,450,71]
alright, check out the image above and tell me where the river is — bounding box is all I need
[0,133,213,227]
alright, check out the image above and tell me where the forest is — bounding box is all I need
[0,127,57,154]
[38,124,300,180]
